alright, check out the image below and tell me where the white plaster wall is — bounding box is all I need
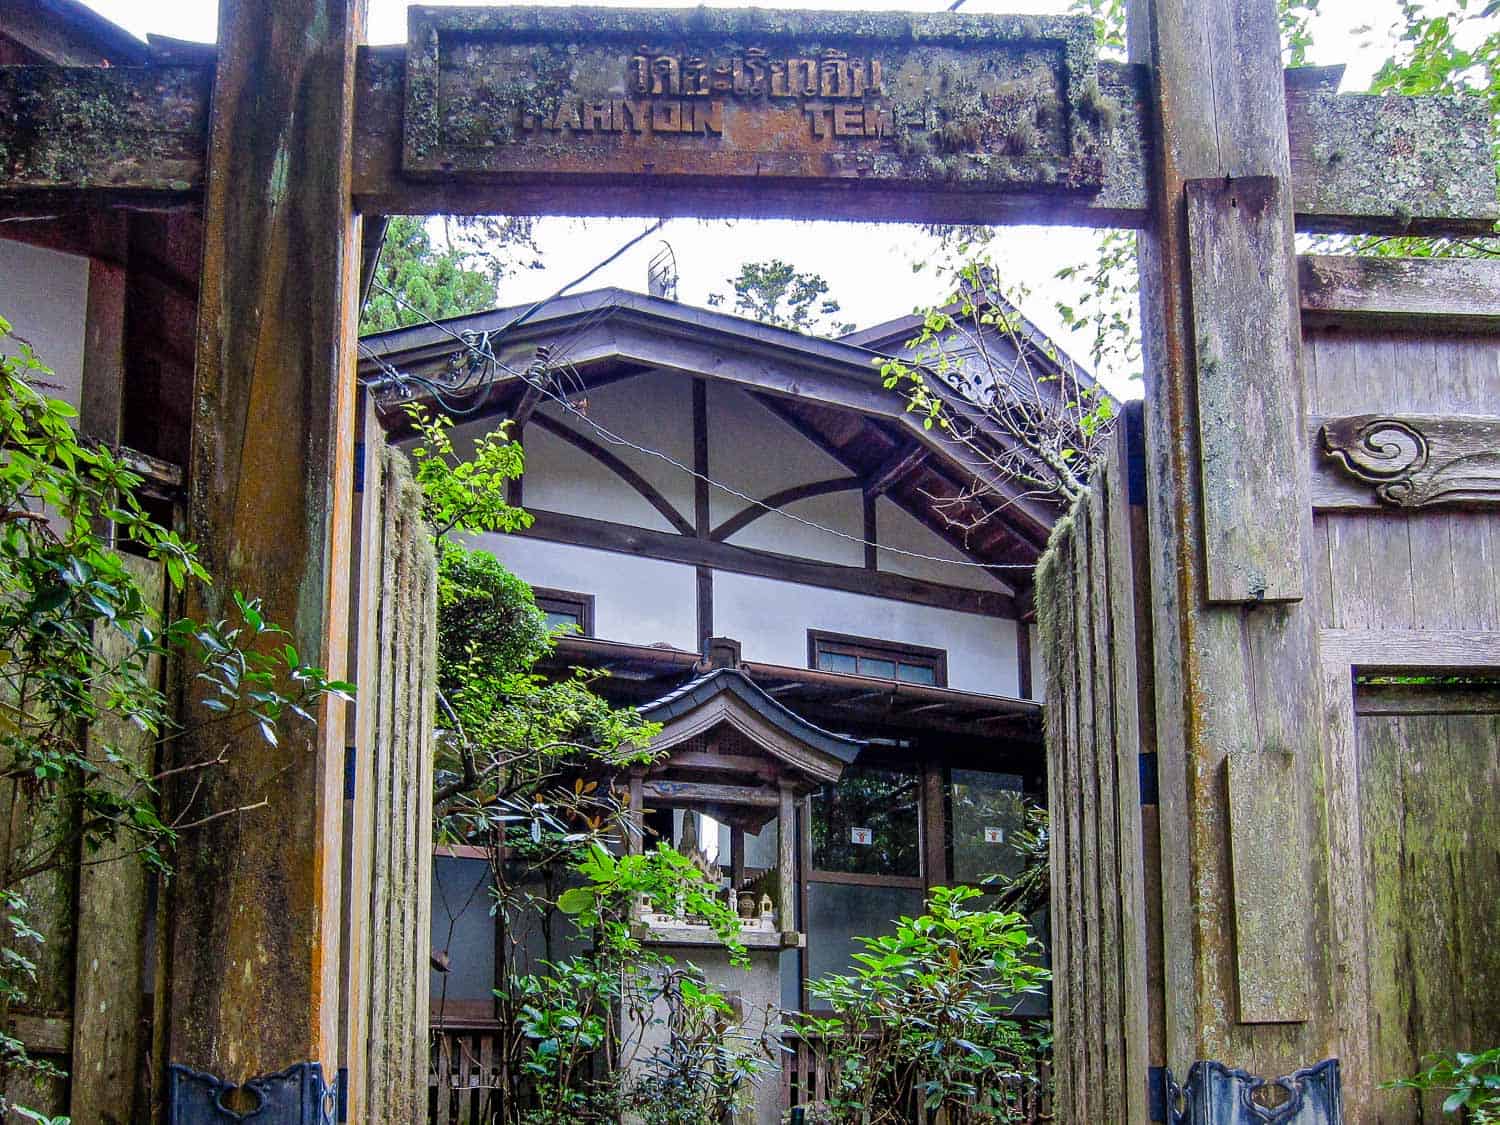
[1029,623,1043,702]
[0,239,89,410]
[468,533,698,651]
[874,496,1012,592]
[557,369,697,518]
[721,489,864,567]
[714,571,1020,696]
[521,406,681,532]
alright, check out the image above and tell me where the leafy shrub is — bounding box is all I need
[1390,1049,1500,1122]
[788,885,1049,1124]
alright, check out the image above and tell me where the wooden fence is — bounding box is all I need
[1036,255,1500,1123]
[428,1028,1050,1124]
[355,442,440,1122]
[1034,411,1154,1125]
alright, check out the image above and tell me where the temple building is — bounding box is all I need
[361,282,1093,1115]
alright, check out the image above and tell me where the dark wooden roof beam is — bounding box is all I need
[865,444,928,499]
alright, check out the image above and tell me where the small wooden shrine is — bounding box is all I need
[626,637,862,949]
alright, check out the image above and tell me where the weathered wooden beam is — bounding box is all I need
[1299,254,1500,332]
[641,779,780,808]
[865,444,927,498]
[1129,0,1328,1092]
[351,47,1497,234]
[162,0,365,1097]
[0,65,210,193]
[3,49,1493,235]
[519,507,1019,619]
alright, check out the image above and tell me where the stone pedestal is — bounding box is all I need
[624,929,787,1125]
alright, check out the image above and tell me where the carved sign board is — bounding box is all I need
[403,7,1106,192]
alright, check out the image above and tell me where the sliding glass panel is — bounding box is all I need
[949,769,1029,883]
[805,881,926,990]
[810,765,920,877]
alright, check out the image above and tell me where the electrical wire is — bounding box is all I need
[365,274,1038,576]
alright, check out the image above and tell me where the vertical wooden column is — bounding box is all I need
[776,780,797,941]
[163,0,366,1089]
[1128,0,1331,1086]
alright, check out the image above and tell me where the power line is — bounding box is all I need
[366,281,1037,576]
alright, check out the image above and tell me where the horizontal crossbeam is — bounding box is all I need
[1,53,1495,235]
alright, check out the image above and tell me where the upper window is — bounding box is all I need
[808,630,946,687]
[533,587,595,637]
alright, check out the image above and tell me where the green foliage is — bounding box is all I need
[1389,1048,1500,1122]
[508,845,765,1124]
[405,402,532,539]
[0,317,350,1108]
[709,259,855,335]
[877,259,1114,504]
[788,886,1049,1124]
[409,395,766,1123]
[435,544,550,695]
[360,215,542,334]
[624,966,769,1125]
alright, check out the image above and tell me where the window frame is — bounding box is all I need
[806,629,948,688]
[533,586,595,637]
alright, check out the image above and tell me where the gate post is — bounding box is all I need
[160,0,368,1109]
[1128,0,1335,1096]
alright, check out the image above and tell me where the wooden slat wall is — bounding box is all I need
[363,444,439,1123]
[1307,295,1500,1121]
[1035,419,1153,1125]
[1307,329,1500,634]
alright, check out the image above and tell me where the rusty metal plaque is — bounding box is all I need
[403,7,1106,192]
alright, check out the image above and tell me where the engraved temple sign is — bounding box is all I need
[402,7,1107,192]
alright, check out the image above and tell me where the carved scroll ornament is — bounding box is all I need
[1319,414,1500,508]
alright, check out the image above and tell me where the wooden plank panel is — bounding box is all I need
[414,521,438,1113]
[1105,438,1152,1125]
[1072,496,1105,1108]
[1408,511,1459,630]
[1225,752,1309,1022]
[1186,175,1305,604]
[1090,466,1125,1123]
[70,555,162,1123]
[1036,537,1075,1125]
[1355,700,1500,1119]
[367,454,400,1120]
[1319,662,1372,1120]
[1299,255,1500,332]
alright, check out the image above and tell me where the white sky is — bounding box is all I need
[80,0,1419,398]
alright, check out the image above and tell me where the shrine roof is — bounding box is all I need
[639,667,863,784]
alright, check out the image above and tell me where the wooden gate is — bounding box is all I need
[1038,255,1500,1124]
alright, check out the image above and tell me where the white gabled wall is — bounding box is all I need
[450,358,1030,701]
[0,239,89,411]
[874,495,1012,592]
[715,572,1019,696]
[469,533,699,652]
